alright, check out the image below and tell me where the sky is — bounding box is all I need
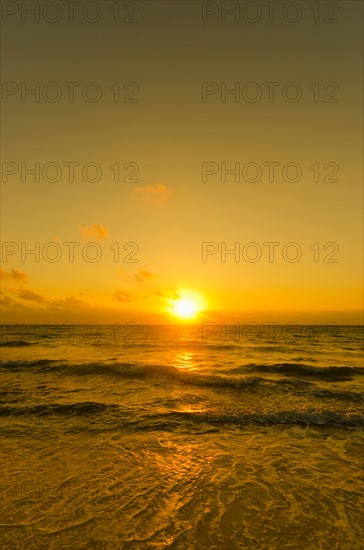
[1,0,363,324]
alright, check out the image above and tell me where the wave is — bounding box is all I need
[70,362,265,389]
[179,410,364,428]
[310,388,364,403]
[243,363,364,381]
[0,359,58,369]
[0,340,34,347]
[1,359,363,386]
[1,402,362,429]
[0,401,118,417]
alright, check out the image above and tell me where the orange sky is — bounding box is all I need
[1,1,363,324]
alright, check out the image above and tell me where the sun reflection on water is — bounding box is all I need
[174,352,198,371]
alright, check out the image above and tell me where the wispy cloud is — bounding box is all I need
[1,287,87,312]
[0,269,29,283]
[52,296,84,308]
[113,290,132,303]
[79,224,109,240]
[130,183,169,204]
[149,289,179,300]
[134,270,156,283]
[0,292,17,307]
[17,288,48,304]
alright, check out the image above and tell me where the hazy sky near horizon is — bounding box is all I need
[1,0,363,323]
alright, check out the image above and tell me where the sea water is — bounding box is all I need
[1,324,363,549]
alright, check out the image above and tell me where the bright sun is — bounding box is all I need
[173,298,198,319]
[168,290,205,320]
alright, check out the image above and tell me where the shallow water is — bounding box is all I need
[1,324,363,548]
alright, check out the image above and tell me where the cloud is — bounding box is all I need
[79,224,109,240]
[0,269,29,283]
[4,285,85,310]
[150,289,164,298]
[17,288,49,304]
[134,270,156,283]
[1,290,88,318]
[130,183,169,204]
[0,293,16,307]
[52,296,84,308]
[113,290,132,303]
[149,289,179,300]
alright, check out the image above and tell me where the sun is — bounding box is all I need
[167,290,206,320]
[173,298,198,319]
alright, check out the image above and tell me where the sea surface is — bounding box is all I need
[1,323,363,549]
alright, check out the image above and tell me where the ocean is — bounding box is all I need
[0,323,363,549]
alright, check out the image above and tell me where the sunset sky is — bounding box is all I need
[1,0,363,323]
